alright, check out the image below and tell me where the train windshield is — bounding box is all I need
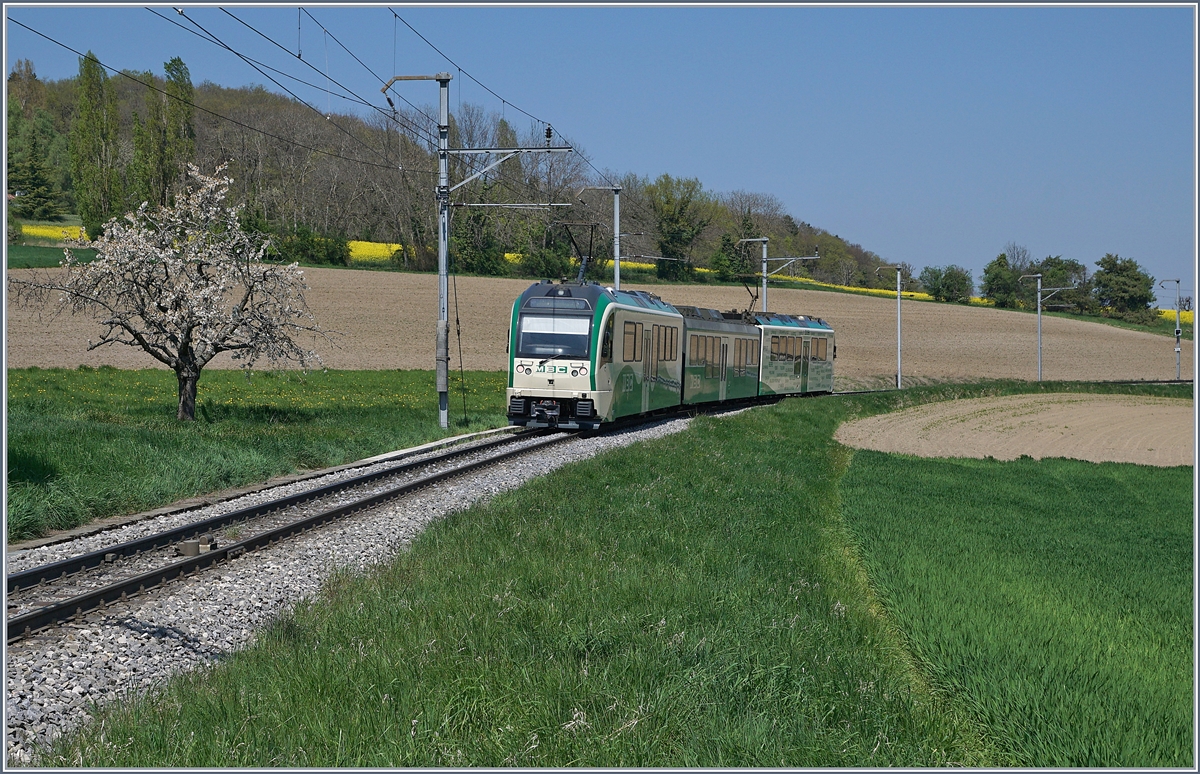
[516,314,592,359]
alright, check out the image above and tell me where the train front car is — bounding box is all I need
[507,281,685,429]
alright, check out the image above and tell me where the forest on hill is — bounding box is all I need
[7,55,1167,320]
[3,55,915,291]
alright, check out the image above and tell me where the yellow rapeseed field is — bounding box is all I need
[348,240,402,263]
[1159,308,1194,325]
[21,224,85,241]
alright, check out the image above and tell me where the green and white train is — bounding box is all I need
[507,280,836,429]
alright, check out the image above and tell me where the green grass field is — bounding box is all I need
[5,244,97,268]
[42,380,1192,767]
[5,367,507,541]
[840,451,1193,766]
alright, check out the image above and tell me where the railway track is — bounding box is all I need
[9,378,1184,643]
[5,428,575,643]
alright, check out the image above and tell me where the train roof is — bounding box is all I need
[753,312,834,331]
[514,282,832,331]
[515,282,679,315]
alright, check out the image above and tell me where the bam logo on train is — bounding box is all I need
[506,280,835,429]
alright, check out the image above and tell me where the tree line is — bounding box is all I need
[7,55,1170,319]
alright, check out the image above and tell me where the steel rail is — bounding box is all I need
[7,429,548,594]
[7,432,575,643]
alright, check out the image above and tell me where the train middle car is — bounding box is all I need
[506,280,835,429]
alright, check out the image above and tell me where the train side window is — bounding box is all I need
[623,321,636,362]
[689,334,698,365]
[733,339,742,377]
[770,336,779,362]
[671,327,678,361]
[634,323,643,361]
[814,338,826,361]
[751,339,759,366]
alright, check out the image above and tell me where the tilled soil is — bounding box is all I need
[6,267,1194,384]
[834,393,1194,467]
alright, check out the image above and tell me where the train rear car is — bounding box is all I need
[754,313,836,395]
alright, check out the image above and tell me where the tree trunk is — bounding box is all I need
[176,367,199,421]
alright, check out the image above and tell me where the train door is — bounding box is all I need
[801,338,810,392]
[642,327,653,413]
[715,340,724,398]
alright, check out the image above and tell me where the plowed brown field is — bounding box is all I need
[6,267,1194,386]
[835,393,1194,467]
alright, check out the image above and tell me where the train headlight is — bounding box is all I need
[571,369,578,377]
[579,366,588,376]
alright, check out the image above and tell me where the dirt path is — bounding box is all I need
[6,268,1194,384]
[834,393,1195,467]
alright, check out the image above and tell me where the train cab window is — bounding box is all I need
[516,314,592,359]
[623,321,643,362]
[600,315,615,365]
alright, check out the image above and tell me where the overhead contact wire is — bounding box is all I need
[219,7,440,146]
[7,17,415,174]
[174,8,397,167]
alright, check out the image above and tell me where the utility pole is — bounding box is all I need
[614,187,624,290]
[1019,274,1073,382]
[1161,278,1182,380]
[876,266,904,388]
[384,75,572,429]
[436,73,451,430]
[736,237,818,314]
[578,185,623,289]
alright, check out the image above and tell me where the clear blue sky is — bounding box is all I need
[5,4,1196,303]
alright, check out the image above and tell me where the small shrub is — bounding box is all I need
[518,248,570,280]
[8,214,23,244]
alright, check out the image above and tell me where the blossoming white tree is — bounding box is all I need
[10,165,330,420]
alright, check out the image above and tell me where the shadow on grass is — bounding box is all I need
[197,403,320,425]
[7,450,60,484]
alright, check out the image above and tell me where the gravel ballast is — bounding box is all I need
[4,416,700,766]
